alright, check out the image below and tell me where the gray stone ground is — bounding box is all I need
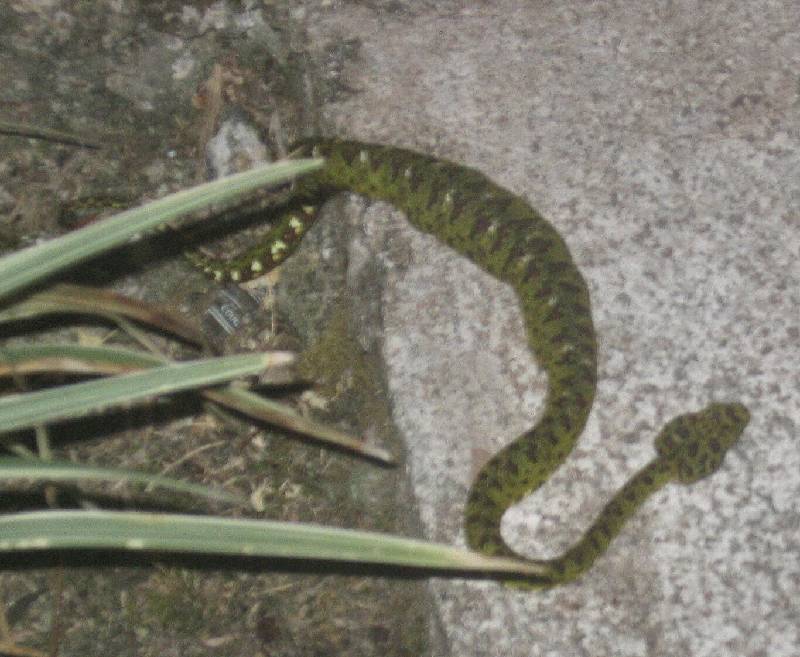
[303,2,799,656]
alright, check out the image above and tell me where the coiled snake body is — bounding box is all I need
[189,138,750,587]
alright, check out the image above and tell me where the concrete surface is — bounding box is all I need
[303,2,799,656]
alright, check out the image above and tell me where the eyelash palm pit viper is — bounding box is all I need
[187,138,750,588]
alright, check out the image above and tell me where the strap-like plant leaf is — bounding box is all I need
[0,343,166,377]
[0,510,547,579]
[0,457,241,504]
[0,157,322,301]
[203,386,395,463]
[0,352,294,435]
[0,284,205,345]
[0,344,390,462]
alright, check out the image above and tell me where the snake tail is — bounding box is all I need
[184,202,320,282]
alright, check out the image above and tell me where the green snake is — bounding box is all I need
[189,138,750,587]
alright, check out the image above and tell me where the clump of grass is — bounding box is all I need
[0,127,544,654]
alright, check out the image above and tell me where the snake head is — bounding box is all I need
[654,402,750,484]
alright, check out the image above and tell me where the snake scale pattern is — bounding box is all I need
[189,138,750,587]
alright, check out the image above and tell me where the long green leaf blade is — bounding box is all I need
[0,352,294,434]
[0,158,322,301]
[0,343,165,376]
[0,284,204,345]
[0,510,546,578]
[203,386,395,464]
[0,458,241,504]
[0,344,389,462]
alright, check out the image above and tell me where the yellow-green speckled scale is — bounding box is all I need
[190,138,750,587]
